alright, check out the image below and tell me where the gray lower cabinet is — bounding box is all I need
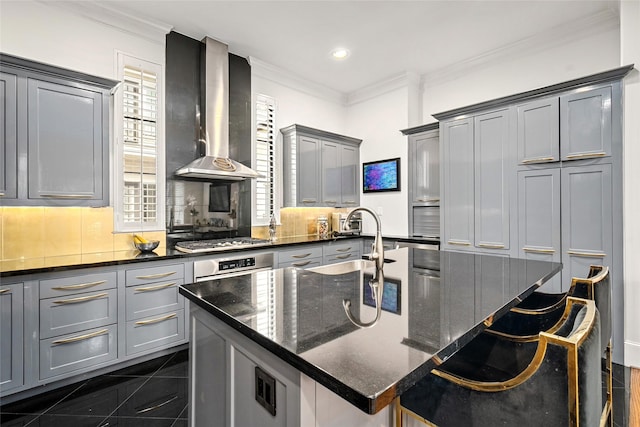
[322,241,361,265]
[124,263,186,356]
[0,54,116,207]
[1,70,18,201]
[561,164,612,290]
[281,124,362,208]
[517,168,562,292]
[0,282,23,392]
[277,245,323,269]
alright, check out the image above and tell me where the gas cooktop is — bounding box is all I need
[175,237,272,253]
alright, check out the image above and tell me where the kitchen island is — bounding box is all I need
[179,248,561,426]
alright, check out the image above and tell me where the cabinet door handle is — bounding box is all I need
[136,282,177,292]
[292,260,312,267]
[135,313,178,326]
[447,241,471,246]
[302,199,317,204]
[52,280,107,291]
[344,200,357,204]
[336,247,352,252]
[0,288,10,294]
[136,271,177,280]
[521,157,555,164]
[39,194,92,199]
[53,292,108,305]
[0,192,5,197]
[291,253,312,259]
[335,254,351,259]
[478,243,505,249]
[567,250,606,258]
[324,200,337,204]
[52,328,109,345]
[416,198,440,202]
[523,247,555,254]
[565,152,607,160]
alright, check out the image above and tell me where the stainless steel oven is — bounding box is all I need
[193,252,274,282]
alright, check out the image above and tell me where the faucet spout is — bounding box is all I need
[345,207,384,271]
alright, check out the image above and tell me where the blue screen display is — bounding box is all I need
[363,158,399,192]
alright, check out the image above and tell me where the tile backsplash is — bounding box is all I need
[252,207,349,240]
[0,206,166,262]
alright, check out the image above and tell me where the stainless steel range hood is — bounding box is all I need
[175,37,259,180]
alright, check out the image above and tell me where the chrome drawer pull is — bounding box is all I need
[478,243,505,249]
[136,395,179,414]
[136,271,177,280]
[52,328,109,345]
[291,253,312,259]
[302,199,317,203]
[521,157,555,164]
[565,152,607,160]
[40,194,92,199]
[416,197,440,202]
[0,288,10,294]
[447,241,471,246]
[335,254,351,259]
[0,192,5,197]
[523,247,555,254]
[567,250,606,258]
[52,280,107,291]
[344,200,357,204]
[53,292,108,304]
[324,200,337,204]
[292,260,312,267]
[336,247,352,252]
[136,282,177,292]
[135,313,177,326]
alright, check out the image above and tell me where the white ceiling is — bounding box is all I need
[95,0,618,95]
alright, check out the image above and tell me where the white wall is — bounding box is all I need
[346,87,411,236]
[621,0,640,368]
[0,1,165,79]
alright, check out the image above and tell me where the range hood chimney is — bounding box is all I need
[175,37,259,180]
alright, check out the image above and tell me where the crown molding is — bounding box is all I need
[249,56,347,105]
[346,71,420,106]
[41,1,173,44]
[422,8,620,87]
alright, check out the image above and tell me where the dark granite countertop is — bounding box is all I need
[179,248,561,414]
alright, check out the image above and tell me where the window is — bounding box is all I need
[114,53,164,231]
[253,94,278,225]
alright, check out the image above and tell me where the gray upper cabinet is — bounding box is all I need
[27,78,105,202]
[474,109,510,252]
[516,97,560,165]
[281,124,362,208]
[517,168,562,292]
[1,71,18,201]
[441,118,474,250]
[410,131,440,204]
[0,54,116,207]
[561,164,612,290]
[560,86,612,161]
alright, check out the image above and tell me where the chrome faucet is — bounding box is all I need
[345,207,384,271]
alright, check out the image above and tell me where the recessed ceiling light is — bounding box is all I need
[331,48,350,60]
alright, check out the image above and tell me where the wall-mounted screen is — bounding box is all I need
[363,157,400,193]
[208,183,231,213]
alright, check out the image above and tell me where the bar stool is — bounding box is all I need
[396,297,601,427]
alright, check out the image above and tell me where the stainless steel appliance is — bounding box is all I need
[194,252,274,282]
[331,212,362,236]
[175,237,270,253]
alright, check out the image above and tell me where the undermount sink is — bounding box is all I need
[307,259,376,275]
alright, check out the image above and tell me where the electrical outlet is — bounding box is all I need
[255,366,276,416]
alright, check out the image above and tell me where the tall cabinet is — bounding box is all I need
[281,124,362,208]
[435,65,632,363]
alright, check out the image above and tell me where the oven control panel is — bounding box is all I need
[219,257,256,271]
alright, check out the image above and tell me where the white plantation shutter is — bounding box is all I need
[254,94,277,225]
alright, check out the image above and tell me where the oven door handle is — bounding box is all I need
[195,266,273,282]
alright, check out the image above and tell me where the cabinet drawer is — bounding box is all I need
[279,257,323,270]
[126,309,185,356]
[278,245,323,264]
[40,324,117,380]
[323,251,361,265]
[126,280,184,321]
[323,241,360,257]
[125,264,184,287]
[40,271,116,299]
[40,288,117,339]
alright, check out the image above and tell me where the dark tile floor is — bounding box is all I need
[0,350,189,427]
[0,351,633,426]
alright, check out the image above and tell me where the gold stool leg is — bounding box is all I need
[395,397,403,427]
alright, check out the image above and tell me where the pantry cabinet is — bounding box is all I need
[0,54,117,207]
[281,124,362,208]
